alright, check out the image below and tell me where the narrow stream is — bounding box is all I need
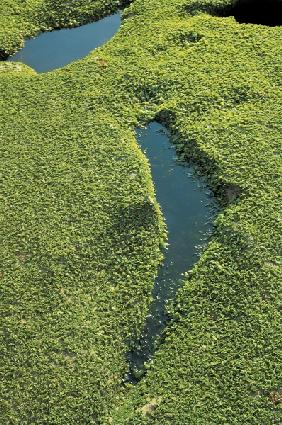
[126,122,217,382]
[6,13,121,73]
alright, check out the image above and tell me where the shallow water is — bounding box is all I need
[126,122,217,381]
[7,13,121,73]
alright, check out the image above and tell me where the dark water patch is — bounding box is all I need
[125,122,217,383]
[183,0,282,27]
[215,0,282,27]
[0,49,9,60]
[229,0,282,26]
[7,13,121,73]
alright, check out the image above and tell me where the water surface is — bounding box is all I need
[7,13,121,73]
[127,122,217,381]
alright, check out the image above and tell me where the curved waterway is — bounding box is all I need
[126,122,217,382]
[7,13,121,73]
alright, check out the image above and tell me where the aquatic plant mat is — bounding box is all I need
[1,0,281,424]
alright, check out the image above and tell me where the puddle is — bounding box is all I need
[7,13,121,72]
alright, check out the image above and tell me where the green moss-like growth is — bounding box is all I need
[0,61,36,74]
[1,0,281,424]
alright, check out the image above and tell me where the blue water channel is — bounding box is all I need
[127,122,217,381]
[7,13,121,73]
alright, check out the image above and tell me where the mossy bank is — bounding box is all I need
[1,0,281,424]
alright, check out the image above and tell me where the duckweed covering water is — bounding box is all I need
[1,0,281,424]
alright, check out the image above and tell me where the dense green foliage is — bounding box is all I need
[1,0,281,424]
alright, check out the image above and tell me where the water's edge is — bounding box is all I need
[125,122,217,383]
[5,13,121,73]
[2,11,217,385]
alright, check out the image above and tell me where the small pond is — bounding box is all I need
[7,13,121,73]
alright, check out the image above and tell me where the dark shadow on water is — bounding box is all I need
[125,122,218,383]
[214,0,282,27]
[7,13,121,73]
[228,0,282,26]
[183,0,282,27]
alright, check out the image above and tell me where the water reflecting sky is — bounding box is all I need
[7,13,121,73]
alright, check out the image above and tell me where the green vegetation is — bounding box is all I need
[1,0,281,424]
